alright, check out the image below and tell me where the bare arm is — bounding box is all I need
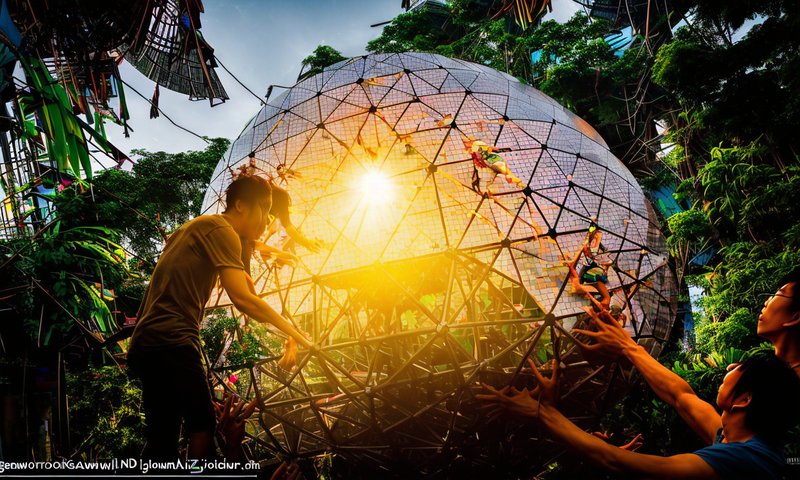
[538,404,721,479]
[218,267,311,348]
[575,308,721,445]
[240,238,254,272]
[252,240,299,267]
[478,384,719,480]
[284,224,322,253]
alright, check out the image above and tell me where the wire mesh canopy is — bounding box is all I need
[200,53,676,476]
[123,0,228,104]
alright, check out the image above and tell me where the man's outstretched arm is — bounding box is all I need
[218,266,311,348]
[538,403,720,480]
[574,308,721,445]
[478,382,720,480]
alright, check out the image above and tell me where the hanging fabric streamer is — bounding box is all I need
[150,83,160,119]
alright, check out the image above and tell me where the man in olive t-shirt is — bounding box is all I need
[129,215,244,354]
[128,175,311,460]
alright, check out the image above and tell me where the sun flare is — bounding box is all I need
[360,170,393,205]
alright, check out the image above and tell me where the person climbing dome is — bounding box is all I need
[464,136,523,191]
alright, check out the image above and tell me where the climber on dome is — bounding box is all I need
[463,136,524,191]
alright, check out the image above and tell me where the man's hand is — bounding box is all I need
[270,461,301,480]
[477,383,541,418]
[252,240,299,267]
[214,394,258,454]
[572,306,637,359]
[285,225,324,254]
[528,357,560,408]
[277,328,312,371]
[476,356,561,418]
[278,337,298,371]
[591,431,644,452]
[621,434,644,452]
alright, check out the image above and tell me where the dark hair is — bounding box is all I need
[269,183,292,224]
[224,175,271,213]
[777,267,800,314]
[731,352,800,446]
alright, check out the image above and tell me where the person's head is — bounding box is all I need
[223,175,272,239]
[269,183,292,224]
[716,353,800,445]
[757,268,800,340]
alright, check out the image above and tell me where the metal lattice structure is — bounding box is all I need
[0,0,227,238]
[200,53,676,476]
[122,0,228,104]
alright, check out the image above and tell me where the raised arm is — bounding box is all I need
[574,308,721,445]
[218,266,311,348]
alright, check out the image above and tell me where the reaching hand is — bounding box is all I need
[621,434,644,452]
[527,357,560,408]
[476,356,561,418]
[476,383,541,418]
[591,431,644,452]
[273,251,299,268]
[214,394,258,452]
[278,337,298,371]
[572,306,637,359]
[270,461,301,480]
[299,236,324,254]
[252,240,299,267]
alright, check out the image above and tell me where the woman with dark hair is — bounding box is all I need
[237,181,323,370]
[250,183,323,268]
[239,182,323,271]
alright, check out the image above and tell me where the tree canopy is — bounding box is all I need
[299,45,348,80]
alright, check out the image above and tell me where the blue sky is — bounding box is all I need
[104,0,582,159]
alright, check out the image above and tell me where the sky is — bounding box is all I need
[103,0,583,161]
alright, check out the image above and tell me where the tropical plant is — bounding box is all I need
[0,220,130,353]
[67,366,145,459]
[299,45,348,81]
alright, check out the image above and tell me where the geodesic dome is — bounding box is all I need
[200,52,676,477]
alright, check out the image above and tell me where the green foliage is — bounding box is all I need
[693,319,723,354]
[636,165,678,192]
[666,209,711,254]
[689,241,800,322]
[367,5,537,80]
[528,13,614,85]
[53,138,229,275]
[366,9,453,55]
[695,142,776,236]
[200,312,279,370]
[525,13,660,167]
[200,311,240,364]
[67,365,145,459]
[694,308,759,355]
[0,221,130,351]
[1,138,229,462]
[672,178,695,206]
[300,45,348,80]
[652,4,800,152]
[652,28,724,104]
